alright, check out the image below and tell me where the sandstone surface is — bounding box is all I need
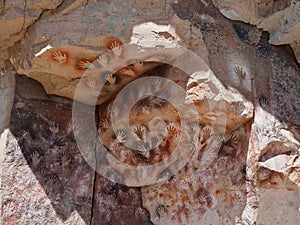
[0,1,299,225]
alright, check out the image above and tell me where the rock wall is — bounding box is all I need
[1,0,300,225]
[212,0,300,63]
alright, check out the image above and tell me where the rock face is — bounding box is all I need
[1,75,152,225]
[2,78,95,224]
[212,0,300,63]
[0,67,15,134]
[0,0,300,225]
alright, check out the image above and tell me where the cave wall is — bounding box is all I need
[1,0,300,225]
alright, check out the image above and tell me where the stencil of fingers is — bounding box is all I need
[49,121,59,133]
[116,130,127,143]
[30,151,41,168]
[111,104,120,118]
[198,146,218,170]
[86,77,97,88]
[259,95,268,108]
[110,41,122,57]
[110,142,122,153]
[97,55,109,68]
[234,66,246,82]
[9,57,16,64]
[156,205,167,219]
[22,59,31,70]
[233,102,246,115]
[119,149,132,162]
[192,134,205,152]
[202,127,211,141]
[167,124,180,136]
[133,125,146,141]
[77,59,94,69]
[189,121,202,133]
[148,132,161,149]
[52,51,67,64]
[119,68,136,76]
[105,73,116,85]
[99,117,110,131]
[139,100,151,113]
[137,144,150,159]
[208,135,223,149]
[71,118,80,134]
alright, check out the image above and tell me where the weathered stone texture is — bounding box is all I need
[212,0,300,63]
[0,68,15,135]
[0,0,300,225]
